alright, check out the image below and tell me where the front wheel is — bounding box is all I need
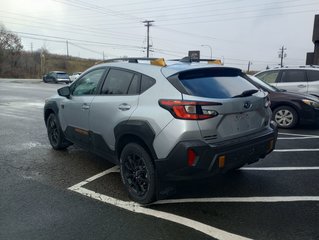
[273,106,298,129]
[46,113,72,150]
[120,143,156,204]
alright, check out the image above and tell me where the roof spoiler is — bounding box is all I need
[170,57,223,65]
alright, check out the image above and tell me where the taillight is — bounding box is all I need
[159,99,220,120]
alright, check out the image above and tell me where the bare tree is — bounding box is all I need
[0,24,23,77]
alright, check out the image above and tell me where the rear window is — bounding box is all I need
[307,70,319,81]
[56,73,69,78]
[178,68,258,98]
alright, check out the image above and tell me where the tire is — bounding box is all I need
[273,106,298,129]
[46,113,72,150]
[120,143,156,204]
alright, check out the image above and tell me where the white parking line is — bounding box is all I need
[241,167,319,171]
[278,136,319,140]
[68,166,119,191]
[154,196,319,205]
[71,186,251,240]
[279,132,319,138]
[274,149,319,152]
[68,166,251,240]
[68,133,319,240]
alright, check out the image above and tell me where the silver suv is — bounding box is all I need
[255,66,319,97]
[44,58,278,204]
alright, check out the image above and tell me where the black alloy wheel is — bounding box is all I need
[120,143,156,204]
[46,113,71,150]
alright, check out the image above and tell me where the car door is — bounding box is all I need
[277,70,308,94]
[306,70,319,96]
[59,68,106,148]
[46,72,54,82]
[89,68,140,158]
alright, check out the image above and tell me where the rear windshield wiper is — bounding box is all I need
[232,89,258,98]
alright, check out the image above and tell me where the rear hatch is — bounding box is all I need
[56,72,70,80]
[168,67,270,143]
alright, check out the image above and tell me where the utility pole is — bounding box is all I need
[103,51,105,60]
[247,61,252,73]
[143,20,154,58]
[66,40,69,58]
[31,43,33,53]
[278,46,287,67]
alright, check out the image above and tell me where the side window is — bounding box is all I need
[141,75,155,93]
[307,70,319,82]
[255,71,279,84]
[102,69,135,95]
[127,74,140,95]
[280,70,306,83]
[71,68,105,96]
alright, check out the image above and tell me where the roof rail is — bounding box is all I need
[170,56,223,65]
[96,57,160,64]
[272,65,319,69]
[95,57,167,67]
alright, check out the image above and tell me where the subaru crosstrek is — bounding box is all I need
[44,58,278,204]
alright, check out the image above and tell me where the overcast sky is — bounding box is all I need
[0,0,318,70]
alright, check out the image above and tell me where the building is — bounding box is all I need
[306,15,319,65]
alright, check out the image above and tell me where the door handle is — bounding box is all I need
[297,84,306,88]
[82,103,90,110]
[118,103,131,111]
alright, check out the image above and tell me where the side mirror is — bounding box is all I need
[57,86,71,98]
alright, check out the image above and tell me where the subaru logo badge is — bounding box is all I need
[244,101,252,109]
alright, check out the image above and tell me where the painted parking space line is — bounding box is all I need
[278,132,319,137]
[241,166,319,171]
[154,196,319,205]
[68,166,120,191]
[68,134,319,240]
[274,149,319,152]
[278,132,319,140]
[278,136,319,140]
[68,167,251,240]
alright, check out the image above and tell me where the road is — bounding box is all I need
[1,79,319,240]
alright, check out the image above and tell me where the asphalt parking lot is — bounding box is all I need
[1,79,319,240]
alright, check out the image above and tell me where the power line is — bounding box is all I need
[13,31,144,50]
[51,0,142,21]
[157,9,317,26]
[146,0,313,19]
[154,2,319,23]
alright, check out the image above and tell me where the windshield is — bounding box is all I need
[249,75,279,92]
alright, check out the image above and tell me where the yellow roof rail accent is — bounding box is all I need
[150,58,167,67]
[208,59,222,65]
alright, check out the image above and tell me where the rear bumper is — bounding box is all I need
[155,121,278,181]
[57,79,70,83]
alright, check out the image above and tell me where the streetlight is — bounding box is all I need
[201,44,212,59]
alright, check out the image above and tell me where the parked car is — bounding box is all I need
[69,72,82,82]
[43,71,71,84]
[248,75,319,128]
[44,58,277,204]
[254,66,319,97]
